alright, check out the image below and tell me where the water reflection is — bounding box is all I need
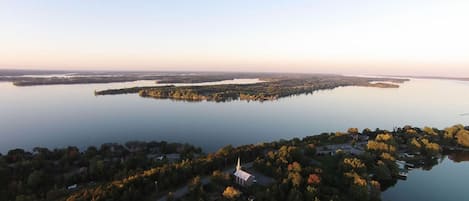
[382,152,469,201]
[1,78,469,154]
[448,151,469,162]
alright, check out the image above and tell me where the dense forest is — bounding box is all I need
[0,141,202,201]
[96,75,405,102]
[1,125,468,201]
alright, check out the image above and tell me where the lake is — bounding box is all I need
[1,77,469,200]
[1,78,469,153]
[382,153,469,201]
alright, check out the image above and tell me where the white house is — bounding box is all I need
[233,157,255,186]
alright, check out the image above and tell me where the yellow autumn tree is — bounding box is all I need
[343,158,366,169]
[421,139,439,150]
[375,133,393,142]
[456,129,469,147]
[423,127,438,136]
[380,152,395,161]
[348,128,359,134]
[344,172,367,186]
[444,124,464,139]
[367,141,396,153]
[411,138,421,148]
[222,186,241,199]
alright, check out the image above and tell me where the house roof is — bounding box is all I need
[234,169,253,181]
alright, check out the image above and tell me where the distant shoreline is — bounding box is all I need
[378,75,469,82]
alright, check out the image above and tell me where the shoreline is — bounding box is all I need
[3,125,469,201]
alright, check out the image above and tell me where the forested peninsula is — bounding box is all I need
[95,75,406,102]
[2,125,469,201]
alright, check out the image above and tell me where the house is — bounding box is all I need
[165,153,180,162]
[351,133,369,142]
[233,157,255,186]
[316,144,364,156]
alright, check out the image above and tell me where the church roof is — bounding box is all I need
[234,169,253,181]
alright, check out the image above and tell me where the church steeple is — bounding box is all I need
[236,157,241,171]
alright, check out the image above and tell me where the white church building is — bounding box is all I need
[233,157,255,186]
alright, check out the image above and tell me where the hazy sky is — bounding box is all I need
[1,0,468,76]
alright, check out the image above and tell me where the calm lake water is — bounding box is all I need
[382,154,469,201]
[1,78,469,153]
[1,77,469,200]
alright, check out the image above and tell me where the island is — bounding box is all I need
[1,124,469,201]
[95,75,406,102]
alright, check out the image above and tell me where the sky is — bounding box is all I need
[0,0,468,76]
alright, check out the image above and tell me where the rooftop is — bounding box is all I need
[234,169,254,181]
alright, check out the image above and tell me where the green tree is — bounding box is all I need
[349,184,369,201]
[188,176,204,199]
[286,188,303,201]
[27,170,44,189]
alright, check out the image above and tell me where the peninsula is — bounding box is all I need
[2,125,468,201]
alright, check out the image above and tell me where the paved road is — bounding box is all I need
[156,162,253,201]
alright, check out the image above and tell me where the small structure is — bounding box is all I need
[316,144,364,156]
[67,184,78,190]
[351,133,369,142]
[165,153,181,162]
[233,157,255,186]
